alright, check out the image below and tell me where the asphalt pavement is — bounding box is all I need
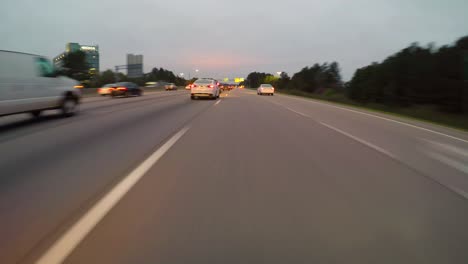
[1,88,468,264]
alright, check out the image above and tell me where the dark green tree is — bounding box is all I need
[62,50,88,81]
[246,72,273,88]
[100,70,116,85]
[347,35,468,112]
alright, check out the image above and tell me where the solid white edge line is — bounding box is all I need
[35,126,190,264]
[319,121,397,159]
[214,100,221,106]
[279,94,468,144]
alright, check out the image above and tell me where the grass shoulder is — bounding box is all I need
[276,89,468,132]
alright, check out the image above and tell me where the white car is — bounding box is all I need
[191,78,220,100]
[165,83,177,91]
[257,84,275,96]
[0,50,81,117]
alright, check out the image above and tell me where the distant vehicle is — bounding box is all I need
[239,85,245,89]
[0,50,81,118]
[111,82,143,97]
[145,82,158,88]
[257,84,275,96]
[191,78,220,100]
[165,83,177,91]
[98,83,116,96]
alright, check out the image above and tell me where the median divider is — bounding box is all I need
[79,87,185,98]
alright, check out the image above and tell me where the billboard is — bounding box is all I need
[127,54,143,78]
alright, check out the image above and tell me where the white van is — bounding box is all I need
[0,50,81,118]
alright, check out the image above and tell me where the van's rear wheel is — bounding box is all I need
[31,110,42,118]
[61,97,77,117]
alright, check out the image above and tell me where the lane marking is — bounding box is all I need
[422,139,468,158]
[285,106,309,117]
[279,94,468,144]
[321,124,468,200]
[427,151,468,175]
[82,90,170,103]
[422,139,468,174]
[214,100,221,106]
[35,126,190,264]
[319,121,397,159]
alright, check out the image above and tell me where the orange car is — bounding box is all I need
[98,83,116,96]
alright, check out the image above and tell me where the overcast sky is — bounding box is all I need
[1,0,467,80]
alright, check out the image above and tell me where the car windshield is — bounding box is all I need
[3,2,468,264]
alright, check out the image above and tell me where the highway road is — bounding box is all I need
[1,88,468,263]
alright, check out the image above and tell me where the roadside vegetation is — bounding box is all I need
[243,35,468,131]
[59,51,187,88]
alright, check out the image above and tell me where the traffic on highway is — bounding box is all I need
[2,1,468,264]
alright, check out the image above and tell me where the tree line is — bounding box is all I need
[244,35,468,114]
[244,61,342,93]
[348,36,468,113]
[85,68,186,88]
[60,51,187,87]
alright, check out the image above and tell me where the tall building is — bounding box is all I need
[127,54,143,78]
[53,42,100,73]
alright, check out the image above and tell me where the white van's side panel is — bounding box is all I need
[0,51,79,116]
[0,52,38,115]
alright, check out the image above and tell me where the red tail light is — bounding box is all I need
[207,85,214,88]
[192,84,197,88]
[117,87,128,91]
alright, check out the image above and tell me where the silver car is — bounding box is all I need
[0,50,81,117]
[257,84,275,96]
[191,78,220,100]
